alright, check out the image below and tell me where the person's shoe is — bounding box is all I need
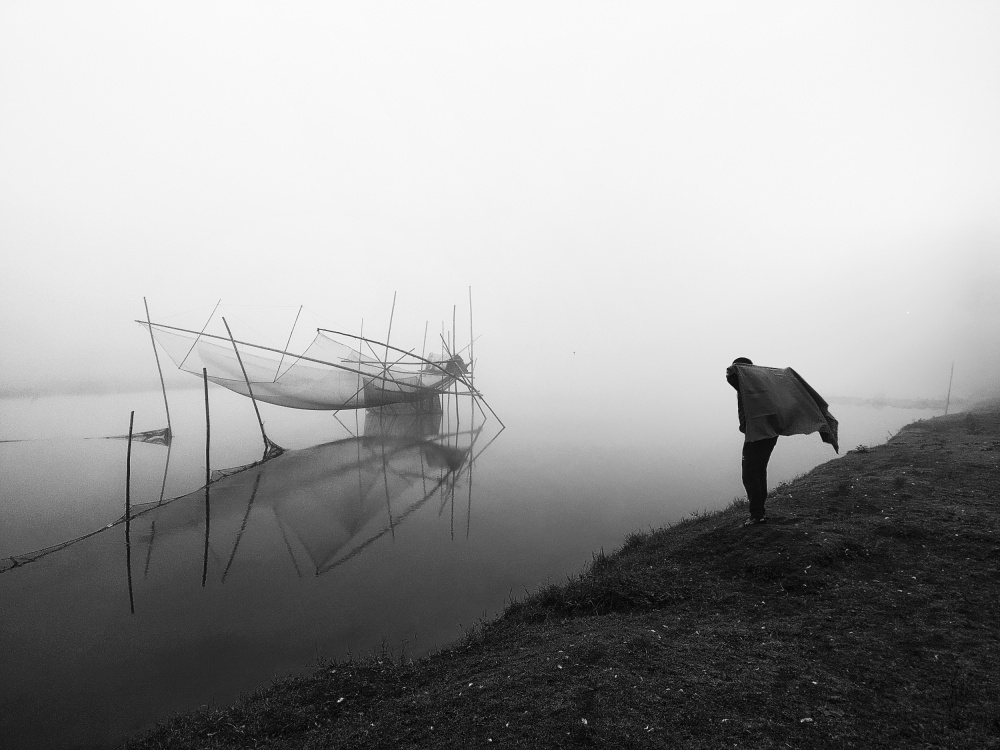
[743,516,768,527]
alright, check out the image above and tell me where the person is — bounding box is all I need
[726,357,778,527]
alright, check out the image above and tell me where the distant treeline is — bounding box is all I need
[828,395,966,410]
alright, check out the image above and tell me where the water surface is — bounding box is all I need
[0,385,936,748]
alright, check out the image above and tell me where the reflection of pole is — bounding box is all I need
[381,440,396,539]
[143,520,156,580]
[222,472,262,583]
[944,362,955,415]
[271,507,303,578]
[125,411,135,615]
[202,369,211,587]
[467,447,473,539]
[143,298,172,441]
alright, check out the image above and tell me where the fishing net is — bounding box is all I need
[139,322,468,411]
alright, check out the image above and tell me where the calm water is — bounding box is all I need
[0,384,936,749]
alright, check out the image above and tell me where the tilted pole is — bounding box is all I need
[222,317,282,460]
[143,298,172,441]
[275,305,303,382]
[179,299,221,369]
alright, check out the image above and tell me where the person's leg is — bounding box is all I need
[743,437,778,519]
[755,436,778,515]
[741,441,764,519]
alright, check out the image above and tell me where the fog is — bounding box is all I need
[1,3,999,409]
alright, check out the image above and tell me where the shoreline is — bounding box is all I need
[125,406,1000,749]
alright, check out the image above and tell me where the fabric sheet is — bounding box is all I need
[734,365,839,453]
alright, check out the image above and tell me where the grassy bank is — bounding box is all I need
[124,408,1000,749]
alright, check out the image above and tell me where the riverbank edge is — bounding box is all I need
[124,405,1000,749]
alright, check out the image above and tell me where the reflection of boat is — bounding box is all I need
[1,402,500,583]
[133,420,476,578]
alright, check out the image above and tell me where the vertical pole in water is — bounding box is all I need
[143,297,172,441]
[421,321,429,389]
[222,317,279,459]
[468,287,475,393]
[202,369,211,587]
[125,411,135,614]
[944,362,955,415]
[382,293,397,397]
[453,305,460,432]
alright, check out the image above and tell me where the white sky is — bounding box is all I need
[1,2,999,401]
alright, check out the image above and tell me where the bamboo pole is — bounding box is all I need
[453,305,460,432]
[156,441,172,505]
[384,292,397,374]
[143,298,172,441]
[204,368,211,485]
[944,362,955,415]
[179,298,221,369]
[468,287,475,392]
[275,304,303,382]
[202,369,211,588]
[222,317,280,459]
[148,318,466,397]
[125,411,135,614]
[421,321,429,388]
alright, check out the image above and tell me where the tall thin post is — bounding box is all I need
[275,305,303,382]
[143,298,172,441]
[382,293,397,392]
[203,369,211,587]
[203,368,211,484]
[179,298,222,369]
[944,361,955,415]
[421,321,429,388]
[468,287,475,391]
[222,317,280,459]
[453,305,460,432]
[125,411,135,614]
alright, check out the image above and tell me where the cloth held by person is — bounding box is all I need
[730,364,839,453]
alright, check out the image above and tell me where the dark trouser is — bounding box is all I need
[742,436,778,519]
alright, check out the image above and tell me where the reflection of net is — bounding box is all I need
[140,323,466,411]
[0,401,495,577]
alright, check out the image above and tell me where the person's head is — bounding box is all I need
[732,357,753,366]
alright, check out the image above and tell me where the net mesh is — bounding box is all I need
[140,322,467,411]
